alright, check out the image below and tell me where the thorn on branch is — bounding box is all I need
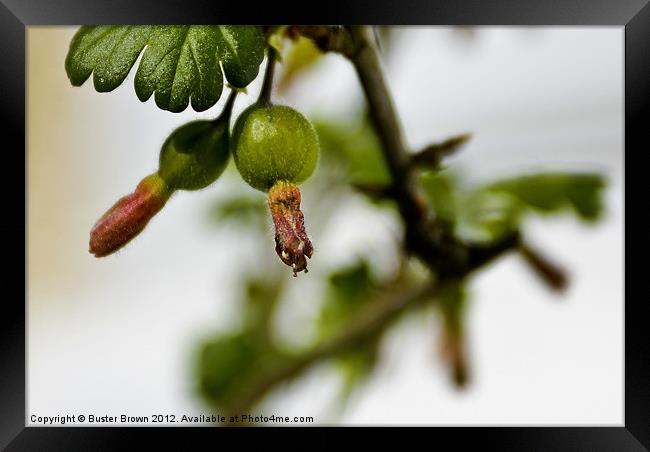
[519,241,568,292]
[411,133,472,170]
[440,331,469,388]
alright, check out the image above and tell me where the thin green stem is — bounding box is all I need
[213,88,238,124]
[258,48,278,105]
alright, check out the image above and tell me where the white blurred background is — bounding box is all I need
[27,26,623,425]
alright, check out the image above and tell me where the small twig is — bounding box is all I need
[440,330,469,388]
[519,240,568,292]
[223,279,439,416]
[219,231,520,417]
[411,133,472,169]
[348,26,487,277]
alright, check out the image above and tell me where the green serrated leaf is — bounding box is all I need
[65,25,264,113]
[484,172,605,221]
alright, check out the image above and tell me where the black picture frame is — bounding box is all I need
[3,0,647,449]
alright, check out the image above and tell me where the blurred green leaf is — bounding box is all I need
[314,118,391,186]
[317,261,382,403]
[335,338,380,406]
[198,328,292,412]
[455,190,523,245]
[421,171,606,246]
[319,260,374,337]
[420,171,458,224]
[278,36,322,92]
[267,26,289,56]
[484,172,605,221]
[328,261,373,302]
[198,331,262,406]
[196,275,289,413]
[208,195,267,227]
[421,171,521,245]
[243,276,285,334]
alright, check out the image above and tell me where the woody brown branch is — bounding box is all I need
[347,26,518,276]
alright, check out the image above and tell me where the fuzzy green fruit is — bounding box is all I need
[159,119,230,191]
[231,102,319,192]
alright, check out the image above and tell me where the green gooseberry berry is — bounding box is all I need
[231,102,319,192]
[158,118,230,191]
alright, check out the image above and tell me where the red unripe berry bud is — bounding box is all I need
[89,173,173,257]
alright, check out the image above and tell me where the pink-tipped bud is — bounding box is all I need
[89,173,173,257]
[267,181,313,276]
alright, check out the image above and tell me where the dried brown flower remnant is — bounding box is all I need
[267,180,313,276]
